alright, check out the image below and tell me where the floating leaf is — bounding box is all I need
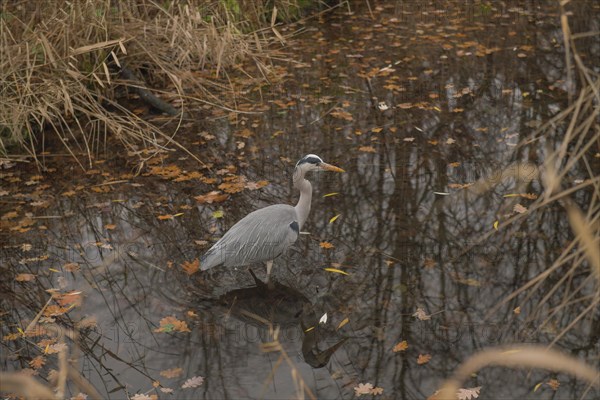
[354,383,374,396]
[324,268,349,276]
[337,317,349,330]
[319,241,334,249]
[319,313,328,324]
[212,210,224,219]
[358,145,376,153]
[393,340,408,352]
[181,259,199,276]
[457,386,482,400]
[160,367,183,378]
[182,375,204,389]
[15,273,36,282]
[417,353,432,365]
[155,316,191,333]
[412,307,431,321]
[29,355,45,369]
[513,306,521,315]
[195,191,229,204]
[513,203,528,213]
[329,214,341,223]
[547,379,560,391]
[371,387,384,395]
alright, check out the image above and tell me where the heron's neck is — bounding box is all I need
[293,168,312,229]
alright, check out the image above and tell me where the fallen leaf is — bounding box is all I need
[513,306,521,315]
[412,307,431,321]
[493,220,499,230]
[358,146,376,153]
[319,241,334,249]
[182,375,204,389]
[513,203,528,213]
[29,355,45,369]
[181,259,200,275]
[371,387,384,395]
[354,383,374,396]
[446,138,456,144]
[130,395,152,400]
[457,386,482,400]
[403,137,415,142]
[105,224,116,230]
[15,273,36,282]
[70,393,88,400]
[393,340,408,352]
[155,316,191,333]
[157,214,173,220]
[319,313,328,324]
[337,317,349,330]
[324,268,349,275]
[160,367,183,378]
[547,379,560,390]
[194,191,229,204]
[323,192,339,197]
[417,354,432,365]
[329,214,341,223]
[160,388,174,393]
[212,210,224,218]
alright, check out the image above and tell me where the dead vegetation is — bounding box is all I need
[435,2,600,398]
[0,0,304,167]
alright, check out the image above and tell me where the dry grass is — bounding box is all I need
[0,0,295,167]
[434,2,599,397]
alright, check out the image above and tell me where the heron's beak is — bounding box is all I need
[320,162,345,173]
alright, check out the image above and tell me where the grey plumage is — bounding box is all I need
[200,204,298,269]
[200,154,344,279]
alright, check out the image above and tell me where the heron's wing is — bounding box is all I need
[201,204,299,270]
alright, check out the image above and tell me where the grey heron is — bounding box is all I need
[200,154,344,280]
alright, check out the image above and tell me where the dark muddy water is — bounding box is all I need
[2,1,599,399]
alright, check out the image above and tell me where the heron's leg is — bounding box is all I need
[266,260,273,281]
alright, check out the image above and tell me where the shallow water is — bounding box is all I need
[1,1,599,399]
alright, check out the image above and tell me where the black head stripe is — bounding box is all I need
[296,154,323,166]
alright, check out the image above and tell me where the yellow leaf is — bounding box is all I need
[329,214,341,223]
[493,220,499,230]
[319,241,334,249]
[212,210,224,218]
[337,317,349,330]
[304,326,315,332]
[324,267,349,275]
[533,382,543,392]
[323,192,339,197]
[173,212,184,217]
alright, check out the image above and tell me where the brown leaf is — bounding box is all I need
[194,191,229,204]
[417,353,432,365]
[182,375,204,389]
[330,109,354,121]
[29,355,46,369]
[547,379,560,391]
[155,316,191,333]
[160,367,183,378]
[358,146,376,153]
[393,340,408,352]
[105,224,117,230]
[513,203,528,214]
[412,307,431,320]
[181,259,200,276]
[157,214,174,220]
[15,273,36,282]
[457,386,482,400]
[319,241,334,249]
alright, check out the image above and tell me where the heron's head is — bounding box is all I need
[295,154,344,174]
